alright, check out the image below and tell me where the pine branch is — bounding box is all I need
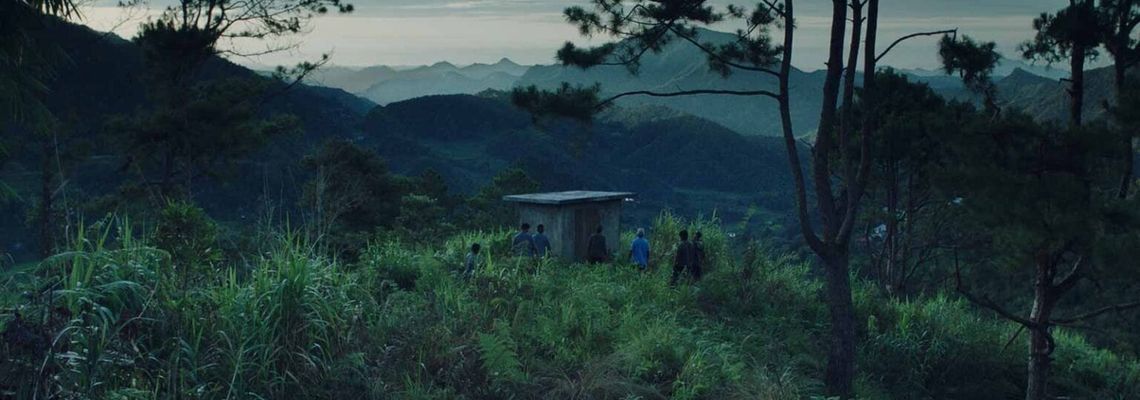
[876,29,959,63]
[955,262,1042,329]
[1052,255,1084,296]
[1052,301,1140,324]
[666,26,781,78]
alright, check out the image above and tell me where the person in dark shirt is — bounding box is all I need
[670,230,696,286]
[691,231,705,281]
[587,225,608,264]
[533,224,552,258]
[464,243,481,279]
[512,223,536,257]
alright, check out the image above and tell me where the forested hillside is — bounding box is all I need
[0,17,799,263]
[361,93,796,220]
[3,1,1140,400]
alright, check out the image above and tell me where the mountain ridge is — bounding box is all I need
[305,27,1107,135]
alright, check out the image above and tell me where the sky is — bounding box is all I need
[78,0,1074,71]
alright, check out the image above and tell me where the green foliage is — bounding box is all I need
[3,213,1139,399]
[478,323,525,384]
[0,0,68,129]
[860,295,1023,398]
[301,139,404,257]
[153,200,220,280]
[1051,330,1140,399]
[360,241,425,291]
[415,168,453,208]
[120,0,354,200]
[116,77,301,198]
[856,71,971,295]
[1099,0,1140,68]
[2,218,165,398]
[134,0,353,74]
[395,194,455,244]
[134,19,218,85]
[511,83,605,121]
[939,35,1002,101]
[465,167,539,230]
[512,0,784,120]
[1021,0,1102,64]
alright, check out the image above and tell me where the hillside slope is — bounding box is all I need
[1,19,804,259]
[359,93,798,223]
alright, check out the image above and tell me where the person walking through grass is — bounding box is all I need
[464,243,481,279]
[670,230,696,286]
[533,224,551,258]
[512,223,536,257]
[587,225,608,264]
[630,228,650,271]
[691,231,705,281]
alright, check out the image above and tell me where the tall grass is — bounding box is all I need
[1,212,1138,399]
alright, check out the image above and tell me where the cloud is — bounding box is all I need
[76,0,1081,70]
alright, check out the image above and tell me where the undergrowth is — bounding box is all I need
[1,212,1137,399]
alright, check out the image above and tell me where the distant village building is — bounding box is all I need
[503,191,636,261]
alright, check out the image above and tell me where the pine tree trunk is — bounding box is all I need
[1070,46,1086,127]
[885,161,899,294]
[1116,63,1134,199]
[823,248,857,399]
[38,139,54,258]
[1123,138,1135,199]
[1026,262,1056,400]
[1026,327,1052,400]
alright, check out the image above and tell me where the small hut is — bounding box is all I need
[503,191,636,261]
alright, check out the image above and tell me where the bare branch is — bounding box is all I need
[876,29,958,63]
[1001,325,1027,353]
[956,262,1042,328]
[1052,301,1140,324]
[759,0,784,17]
[1052,255,1084,295]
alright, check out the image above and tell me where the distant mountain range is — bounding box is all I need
[306,28,1116,137]
[306,58,530,105]
[898,58,1072,80]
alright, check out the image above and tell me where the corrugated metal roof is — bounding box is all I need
[503,191,637,205]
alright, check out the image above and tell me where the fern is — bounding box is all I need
[478,330,523,383]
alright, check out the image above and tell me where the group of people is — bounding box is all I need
[464,223,706,285]
[634,228,707,285]
[510,223,553,259]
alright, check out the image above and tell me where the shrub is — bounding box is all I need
[153,200,220,282]
[860,294,1023,399]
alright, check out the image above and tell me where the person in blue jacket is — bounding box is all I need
[630,228,650,271]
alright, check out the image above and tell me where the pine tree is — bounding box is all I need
[942,33,1140,400]
[1095,0,1139,198]
[117,0,351,199]
[1020,0,1101,127]
[510,2,954,396]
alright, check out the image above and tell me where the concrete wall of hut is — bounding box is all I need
[515,201,623,261]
